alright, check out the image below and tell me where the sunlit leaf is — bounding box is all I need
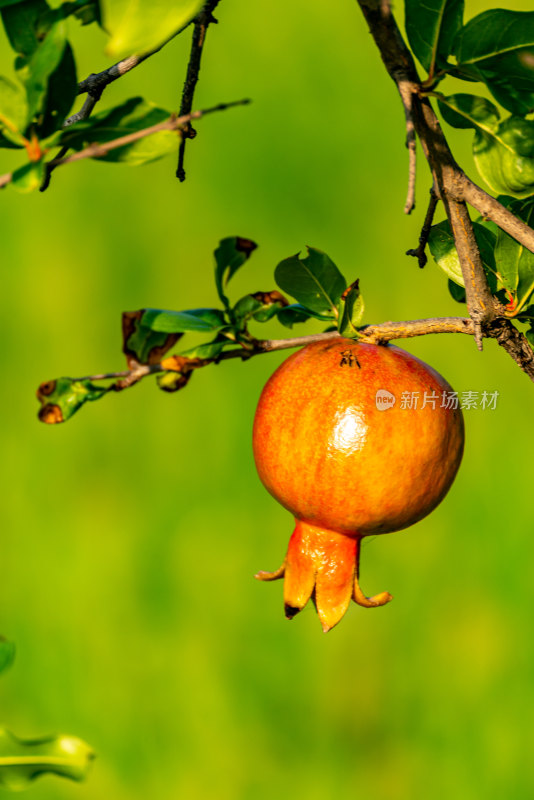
[494,196,534,312]
[405,0,463,74]
[10,158,44,192]
[438,94,534,198]
[275,247,346,317]
[214,237,258,309]
[0,730,94,790]
[36,377,109,424]
[0,638,15,675]
[0,76,27,145]
[338,280,364,337]
[102,0,203,59]
[454,10,534,114]
[428,218,499,292]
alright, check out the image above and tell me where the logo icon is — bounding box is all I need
[376,389,395,411]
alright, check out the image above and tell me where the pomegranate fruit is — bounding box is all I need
[253,338,464,632]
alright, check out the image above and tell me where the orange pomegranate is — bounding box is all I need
[253,338,464,632]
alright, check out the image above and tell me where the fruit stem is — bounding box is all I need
[353,539,393,608]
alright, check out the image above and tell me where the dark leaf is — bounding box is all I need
[0,730,94,790]
[525,326,534,348]
[276,303,329,328]
[60,97,176,164]
[0,638,15,675]
[1,0,49,57]
[214,236,258,309]
[36,377,109,424]
[338,280,364,337]
[454,10,534,115]
[405,0,463,74]
[275,247,346,317]
[448,278,466,303]
[37,42,77,138]
[122,310,181,367]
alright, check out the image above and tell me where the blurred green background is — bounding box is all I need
[1,1,534,798]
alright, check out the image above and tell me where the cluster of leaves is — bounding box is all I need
[405,1,534,198]
[0,637,93,791]
[0,0,205,191]
[37,236,365,424]
[404,1,534,344]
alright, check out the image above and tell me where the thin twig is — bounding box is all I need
[0,100,250,189]
[406,186,439,267]
[397,79,416,214]
[63,95,99,128]
[77,21,195,98]
[176,0,220,181]
[70,316,477,385]
[355,0,534,376]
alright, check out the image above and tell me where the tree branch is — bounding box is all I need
[355,0,534,374]
[0,100,250,189]
[176,0,221,181]
[69,316,479,386]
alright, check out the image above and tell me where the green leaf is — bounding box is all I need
[179,339,235,360]
[448,278,466,303]
[214,237,258,309]
[1,0,49,57]
[494,196,534,311]
[454,10,534,115]
[0,730,94,790]
[526,326,534,348]
[0,639,15,675]
[338,280,365,337]
[157,371,192,393]
[0,76,27,144]
[232,291,288,327]
[274,247,346,317]
[275,303,330,329]
[405,0,463,74]
[10,158,44,192]
[37,41,77,138]
[60,97,177,164]
[438,94,534,198]
[36,377,109,424]
[428,218,499,292]
[438,92,499,131]
[140,308,226,334]
[101,0,203,59]
[18,22,67,125]
[122,310,182,367]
